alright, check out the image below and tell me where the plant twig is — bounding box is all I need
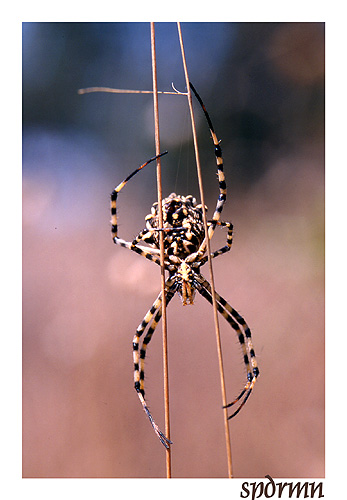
[177,21,234,479]
[150,22,171,479]
[77,86,187,95]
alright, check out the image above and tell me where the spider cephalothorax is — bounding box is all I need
[110,83,259,449]
[173,261,197,305]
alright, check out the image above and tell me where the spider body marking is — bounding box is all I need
[140,193,205,259]
[111,83,259,449]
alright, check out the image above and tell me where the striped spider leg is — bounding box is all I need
[188,82,259,415]
[133,278,176,448]
[110,83,259,448]
[194,275,259,419]
[111,153,173,447]
[111,152,168,266]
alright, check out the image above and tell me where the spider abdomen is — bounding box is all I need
[144,193,206,258]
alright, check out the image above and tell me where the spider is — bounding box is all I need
[110,83,259,449]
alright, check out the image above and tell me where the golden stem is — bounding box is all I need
[150,22,172,479]
[177,21,234,479]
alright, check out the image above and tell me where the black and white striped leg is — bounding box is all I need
[113,237,162,264]
[110,152,168,266]
[195,275,259,419]
[219,302,259,419]
[197,221,234,267]
[133,281,175,448]
[190,83,227,247]
[210,221,233,258]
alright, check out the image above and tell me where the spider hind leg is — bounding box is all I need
[137,391,172,449]
[223,367,259,419]
[195,275,259,419]
[133,283,175,448]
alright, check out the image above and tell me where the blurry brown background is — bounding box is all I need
[22,22,324,478]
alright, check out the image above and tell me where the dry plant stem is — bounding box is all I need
[150,22,172,479]
[78,87,184,95]
[177,22,233,479]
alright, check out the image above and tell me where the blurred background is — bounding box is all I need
[22,22,324,478]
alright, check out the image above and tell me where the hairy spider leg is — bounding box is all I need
[189,83,227,253]
[197,221,234,267]
[110,152,168,265]
[195,275,259,419]
[219,299,259,418]
[195,278,251,384]
[133,279,176,449]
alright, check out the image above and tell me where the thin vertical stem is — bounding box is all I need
[177,22,233,478]
[150,22,171,479]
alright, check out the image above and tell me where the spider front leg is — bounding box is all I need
[110,153,168,266]
[190,83,227,246]
[133,281,175,449]
[195,275,259,419]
